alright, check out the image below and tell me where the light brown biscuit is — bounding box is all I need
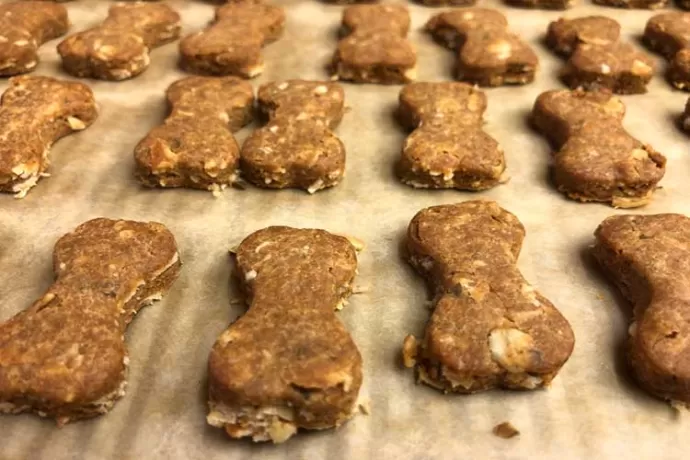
[0,1,69,76]
[0,76,97,198]
[240,80,346,193]
[531,89,666,208]
[426,8,538,86]
[134,76,254,194]
[207,226,362,443]
[396,82,505,190]
[332,4,416,84]
[402,201,574,393]
[417,0,478,5]
[179,2,285,79]
[644,13,690,91]
[593,214,690,407]
[57,2,181,81]
[547,16,655,94]
[0,218,181,426]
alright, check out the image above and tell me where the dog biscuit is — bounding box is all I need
[644,13,690,91]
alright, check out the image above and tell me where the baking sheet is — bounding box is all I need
[1,0,690,458]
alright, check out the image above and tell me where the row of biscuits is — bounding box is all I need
[0,204,687,443]
[0,75,680,207]
[337,0,690,9]
[5,1,690,93]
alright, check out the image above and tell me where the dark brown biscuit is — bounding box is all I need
[504,0,574,9]
[682,97,690,133]
[531,89,666,208]
[134,76,254,194]
[332,5,416,84]
[0,76,97,198]
[0,218,181,426]
[546,16,655,94]
[396,82,505,190]
[426,8,538,86]
[592,0,666,9]
[593,214,690,407]
[0,1,69,76]
[57,3,181,81]
[240,80,346,193]
[207,226,362,443]
[402,201,574,393]
[179,2,285,79]
[644,13,690,91]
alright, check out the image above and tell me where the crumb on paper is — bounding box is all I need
[493,421,520,439]
[358,401,370,415]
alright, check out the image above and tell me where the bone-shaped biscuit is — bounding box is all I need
[0,1,68,76]
[402,201,574,393]
[134,76,254,194]
[240,80,346,193]
[0,218,181,426]
[644,13,690,91]
[592,0,666,9]
[207,226,362,443]
[593,213,690,406]
[504,0,575,9]
[396,82,505,190]
[57,2,181,81]
[0,76,97,198]
[531,89,666,208]
[179,2,285,79]
[426,9,538,86]
[546,16,655,94]
[332,4,417,84]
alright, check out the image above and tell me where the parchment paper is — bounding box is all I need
[1,0,689,458]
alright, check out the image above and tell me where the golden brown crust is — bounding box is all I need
[643,13,690,90]
[0,1,69,76]
[403,201,574,393]
[57,3,181,81]
[240,80,346,192]
[425,8,538,86]
[332,5,416,85]
[133,76,254,192]
[179,2,285,78]
[207,226,362,443]
[0,76,97,198]
[531,89,665,207]
[0,218,181,425]
[396,82,505,190]
[593,214,690,406]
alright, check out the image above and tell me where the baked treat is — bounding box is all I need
[0,1,68,76]
[240,80,346,193]
[592,0,666,9]
[402,201,574,393]
[134,76,254,194]
[504,0,574,9]
[682,98,690,133]
[332,4,416,84]
[57,2,181,81]
[593,213,690,407]
[416,0,478,5]
[547,16,655,94]
[531,89,666,208]
[644,13,690,91]
[207,226,362,443]
[426,8,538,86]
[0,218,181,426]
[0,76,97,198]
[179,2,285,78]
[396,82,505,190]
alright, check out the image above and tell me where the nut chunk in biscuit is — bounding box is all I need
[208,227,363,443]
[402,201,574,393]
[546,16,655,94]
[644,13,690,91]
[593,213,690,407]
[57,3,181,81]
[332,4,417,84]
[0,218,181,426]
[0,1,69,76]
[531,89,666,208]
[134,76,254,194]
[396,82,506,190]
[179,2,285,79]
[240,80,346,193]
[426,9,538,86]
[0,76,97,198]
